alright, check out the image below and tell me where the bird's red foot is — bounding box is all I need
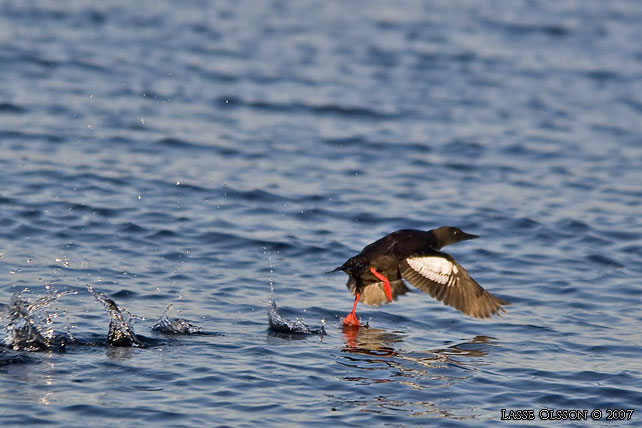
[343,312,360,327]
[370,266,393,302]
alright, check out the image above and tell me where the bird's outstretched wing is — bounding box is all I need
[399,251,508,318]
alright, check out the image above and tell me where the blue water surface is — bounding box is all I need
[1,0,641,426]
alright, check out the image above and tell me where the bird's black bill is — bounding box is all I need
[461,232,479,241]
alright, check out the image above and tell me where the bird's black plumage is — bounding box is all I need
[334,226,508,319]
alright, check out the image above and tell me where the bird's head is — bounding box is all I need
[431,226,479,248]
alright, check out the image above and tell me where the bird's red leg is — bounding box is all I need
[343,293,361,327]
[370,267,393,302]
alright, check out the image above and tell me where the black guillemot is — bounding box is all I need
[333,226,509,327]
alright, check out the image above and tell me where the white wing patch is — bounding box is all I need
[406,256,458,287]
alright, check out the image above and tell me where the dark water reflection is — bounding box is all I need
[335,328,501,422]
[341,328,493,377]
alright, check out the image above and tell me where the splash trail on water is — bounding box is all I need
[152,304,202,335]
[267,295,326,336]
[264,249,326,336]
[3,290,78,351]
[87,285,142,347]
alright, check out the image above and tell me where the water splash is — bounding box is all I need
[87,285,142,347]
[3,289,78,351]
[26,289,79,313]
[264,246,275,296]
[152,304,202,335]
[4,294,48,351]
[263,248,325,336]
[267,298,326,336]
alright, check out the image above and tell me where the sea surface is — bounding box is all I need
[1,1,641,427]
